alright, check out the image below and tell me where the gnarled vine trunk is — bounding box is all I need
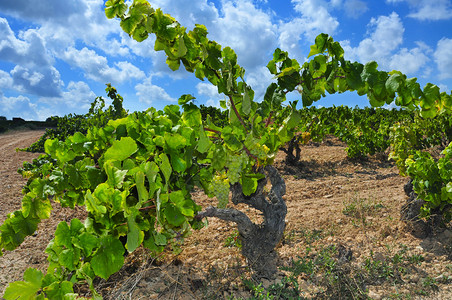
[196,165,287,279]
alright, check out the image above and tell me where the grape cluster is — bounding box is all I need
[250,144,270,161]
[210,173,230,208]
[227,152,248,184]
[301,132,311,144]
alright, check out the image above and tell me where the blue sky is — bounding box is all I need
[0,0,451,120]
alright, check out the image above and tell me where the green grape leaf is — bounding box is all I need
[84,190,107,215]
[159,153,172,183]
[266,59,277,75]
[242,87,251,116]
[21,193,52,219]
[65,164,83,189]
[170,190,195,217]
[0,210,40,251]
[143,161,160,195]
[104,162,128,188]
[178,94,196,105]
[126,209,143,252]
[153,232,167,246]
[176,35,187,57]
[197,130,211,153]
[164,132,187,150]
[104,137,138,162]
[135,171,149,204]
[143,234,164,252]
[105,0,128,19]
[77,232,99,257]
[308,33,328,57]
[242,174,265,196]
[283,108,302,131]
[361,61,378,82]
[42,281,74,300]
[169,151,187,173]
[60,248,81,270]
[166,58,181,71]
[211,144,227,170]
[385,73,402,94]
[3,268,43,300]
[221,127,242,152]
[54,221,71,248]
[164,204,185,226]
[92,183,125,213]
[421,83,440,110]
[91,236,125,280]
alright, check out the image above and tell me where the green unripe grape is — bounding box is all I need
[227,152,248,184]
[211,173,230,208]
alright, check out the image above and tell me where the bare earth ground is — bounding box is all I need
[0,130,451,299]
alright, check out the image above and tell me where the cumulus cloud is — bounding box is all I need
[343,0,369,18]
[62,47,145,83]
[278,0,339,59]
[0,18,63,97]
[386,0,452,21]
[135,77,177,105]
[40,81,95,110]
[197,82,224,108]
[340,12,433,76]
[0,0,126,56]
[149,0,219,30]
[342,12,404,65]
[389,46,430,75]
[212,1,277,70]
[0,70,13,89]
[146,0,277,73]
[0,0,86,24]
[0,94,38,120]
[434,38,452,80]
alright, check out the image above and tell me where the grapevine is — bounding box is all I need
[0,0,451,298]
[210,172,230,208]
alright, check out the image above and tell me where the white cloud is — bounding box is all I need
[0,70,13,89]
[434,38,452,80]
[0,0,86,24]
[32,81,96,120]
[342,12,404,67]
[197,82,224,108]
[147,1,277,72]
[340,12,432,76]
[343,0,369,18]
[196,82,221,99]
[245,66,274,100]
[278,0,339,59]
[386,0,452,21]
[0,94,38,120]
[438,84,449,93]
[149,0,219,30]
[0,18,63,97]
[408,0,452,20]
[63,47,145,83]
[212,1,277,70]
[10,65,63,97]
[135,77,176,105]
[389,47,430,75]
[40,81,95,109]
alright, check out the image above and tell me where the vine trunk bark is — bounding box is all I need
[196,165,287,279]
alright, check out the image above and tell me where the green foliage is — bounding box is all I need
[199,104,228,127]
[404,143,452,223]
[292,105,414,159]
[389,111,452,174]
[2,0,451,298]
[21,84,128,153]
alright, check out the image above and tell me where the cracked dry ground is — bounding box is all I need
[0,130,451,299]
